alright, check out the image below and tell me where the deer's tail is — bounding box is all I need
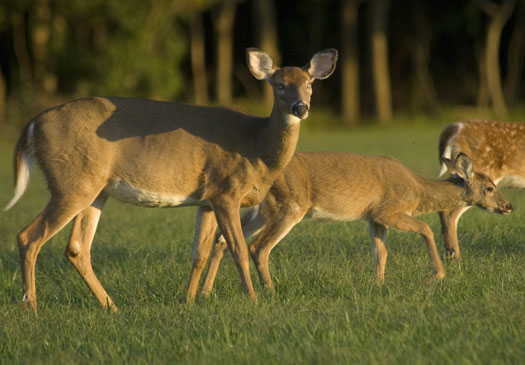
[4,122,35,211]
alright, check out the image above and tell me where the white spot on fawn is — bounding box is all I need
[22,292,28,302]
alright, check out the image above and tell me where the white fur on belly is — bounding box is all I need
[105,179,204,207]
[309,207,361,221]
[497,175,525,189]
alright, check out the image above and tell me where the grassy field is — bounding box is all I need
[0,122,524,363]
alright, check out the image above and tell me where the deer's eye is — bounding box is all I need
[277,83,285,90]
[486,187,494,193]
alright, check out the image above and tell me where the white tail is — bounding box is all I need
[4,123,35,211]
[438,119,525,259]
[6,48,338,312]
[4,155,32,211]
[198,152,511,296]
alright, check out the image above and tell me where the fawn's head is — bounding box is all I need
[246,48,338,122]
[442,153,513,215]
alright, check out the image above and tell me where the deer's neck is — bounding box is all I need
[256,106,300,174]
[415,177,469,215]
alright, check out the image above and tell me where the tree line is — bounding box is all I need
[0,0,523,128]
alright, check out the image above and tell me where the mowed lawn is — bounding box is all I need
[0,123,524,363]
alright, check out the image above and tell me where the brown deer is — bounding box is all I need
[3,48,338,312]
[438,119,525,259]
[198,152,511,296]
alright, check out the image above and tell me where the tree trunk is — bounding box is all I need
[253,0,280,107]
[11,10,33,89]
[476,44,490,108]
[409,4,439,112]
[0,70,5,129]
[190,11,209,105]
[504,6,525,107]
[341,0,360,125]
[214,0,237,106]
[478,0,516,116]
[371,0,392,123]
[31,0,57,94]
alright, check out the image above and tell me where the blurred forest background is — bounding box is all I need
[0,0,524,131]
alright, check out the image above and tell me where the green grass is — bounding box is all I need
[1,125,524,363]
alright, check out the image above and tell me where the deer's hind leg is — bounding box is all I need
[17,196,94,312]
[64,194,117,311]
[378,213,445,280]
[186,207,219,303]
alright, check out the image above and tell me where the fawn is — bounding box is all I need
[439,119,525,258]
[199,152,511,295]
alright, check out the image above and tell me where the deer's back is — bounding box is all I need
[29,97,274,206]
[441,120,525,186]
[291,152,422,221]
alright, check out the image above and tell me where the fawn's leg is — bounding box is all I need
[439,207,470,259]
[248,213,303,290]
[378,213,445,280]
[369,221,388,284]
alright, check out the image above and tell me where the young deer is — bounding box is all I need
[199,152,511,296]
[439,119,525,259]
[4,48,338,312]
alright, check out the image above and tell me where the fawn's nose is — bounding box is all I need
[292,101,309,119]
[505,203,513,212]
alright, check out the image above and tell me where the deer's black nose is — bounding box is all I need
[505,203,513,212]
[292,101,308,118]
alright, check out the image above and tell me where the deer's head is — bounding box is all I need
[442,153,513,215]
[246,48,338,123]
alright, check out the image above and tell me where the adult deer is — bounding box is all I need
[198,152,511,296]
[439,119,525,259]
[4,48,338,311]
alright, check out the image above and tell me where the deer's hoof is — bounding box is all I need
[433,272,445,281]
[443,250,461,260]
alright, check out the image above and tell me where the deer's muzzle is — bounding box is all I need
[292,101,309,119]
[501,203,513,215]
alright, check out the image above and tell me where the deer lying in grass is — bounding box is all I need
[3,48,338,311]
[198,152,511,295]
[439,119,525,259]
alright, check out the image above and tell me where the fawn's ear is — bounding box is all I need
[441,156,456,175]
[455,153,474,181]
[304,49,338,80]
[246,48,277,80]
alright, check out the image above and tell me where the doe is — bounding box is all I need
[4,48,338,311]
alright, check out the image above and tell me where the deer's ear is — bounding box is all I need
[246,48,277,80]
[441,156,457,175]
[304,49,338,80]
[455,153,474,181]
